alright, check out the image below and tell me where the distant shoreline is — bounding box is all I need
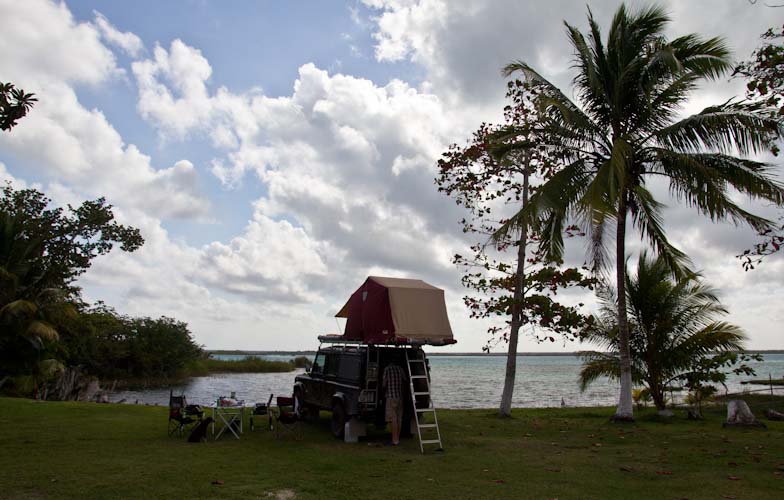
[207,349,784,357]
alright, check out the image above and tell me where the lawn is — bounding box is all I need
[0,397,782,500]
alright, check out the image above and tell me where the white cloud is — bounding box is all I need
[0,0,119,88]
[132,39,215,138]
[0,82,210,219]
[197,209,330,303]
[93,10,144,57]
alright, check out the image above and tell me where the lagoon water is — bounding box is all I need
[113,353,784,409]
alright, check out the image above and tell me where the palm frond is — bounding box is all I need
[655,101,784,156]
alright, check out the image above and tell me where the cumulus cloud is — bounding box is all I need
[132,39,215,138]
[361,0,774,113]
[0,0,210,220]
[132,41,470,289]
[93,10,144,57]
[197,210,330,303]
[0,0,119,87]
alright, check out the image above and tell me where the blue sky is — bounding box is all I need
[62,0,421,245]
[1,0,782,352]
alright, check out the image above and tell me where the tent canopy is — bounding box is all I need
[335,276,455,345]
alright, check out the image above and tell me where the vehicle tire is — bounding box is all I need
[331,401,346,439]
[294,390,319,424]
[293,389,306,419]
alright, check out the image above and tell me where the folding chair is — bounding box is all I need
[273,396,302,440]
[249,394,274,431]
[168,390,203,437]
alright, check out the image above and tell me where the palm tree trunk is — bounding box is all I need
[499,160,530,418]
[613,198,634,422]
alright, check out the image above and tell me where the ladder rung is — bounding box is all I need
[417,424,437,428]
[415,408,435,413]
[410,375,428,379]
[407,359,425,363]
[413,391,430,396]
[420,439,442,444]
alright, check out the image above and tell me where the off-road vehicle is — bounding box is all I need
[293,337,429,438]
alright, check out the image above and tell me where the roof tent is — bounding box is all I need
[334,276,456,346]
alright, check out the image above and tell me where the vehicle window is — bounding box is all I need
[338,355,361,381]
[324,353,339,377]
[311,352,325,375]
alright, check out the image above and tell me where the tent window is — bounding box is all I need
[362,291,368,302]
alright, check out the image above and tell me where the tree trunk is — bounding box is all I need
[499,161,530,417]
[613,198,634,422]
[649,382,666,411]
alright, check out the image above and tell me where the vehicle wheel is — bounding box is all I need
[331,401,346,439]
[293,389,303,414]
[294,390,318,423]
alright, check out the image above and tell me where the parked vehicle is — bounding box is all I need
[295,276,455,448]
[294,337,428,438]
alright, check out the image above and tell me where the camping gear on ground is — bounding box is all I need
[273,396,302,440]
[211,397,246,439]
[168,390,203,437]
[249,394,274,431]
[218,396,243,407]
[295,276,454,453]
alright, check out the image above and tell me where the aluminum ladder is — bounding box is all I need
[405,349,443,453]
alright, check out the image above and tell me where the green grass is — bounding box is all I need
[1,397,782,500]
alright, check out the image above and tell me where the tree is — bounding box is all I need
[496,4,784,421]
[437,81,594,417]
[0,184,144,299]
[579,252,755,414]
[0,82,36,132]
[735,24,784,270]
[0,184,143,387]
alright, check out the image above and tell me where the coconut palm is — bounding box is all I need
[579,252,747,412]
[495,4,784,420]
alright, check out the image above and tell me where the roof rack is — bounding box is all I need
[316,334,456,347]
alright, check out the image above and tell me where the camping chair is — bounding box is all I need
[273,396,302,440]
[168,390,203,437]
[249,393,274,431]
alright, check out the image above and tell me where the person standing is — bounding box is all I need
[382,361,406,446]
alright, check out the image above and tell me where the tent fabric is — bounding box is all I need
[335,276,455,345]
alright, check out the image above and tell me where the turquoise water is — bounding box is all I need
[113,353,784,409]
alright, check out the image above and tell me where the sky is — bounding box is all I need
[1,0,782,353]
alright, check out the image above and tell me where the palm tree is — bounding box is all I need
[0,212,63,390]
[579,252,747,413]
[495,4,784,420]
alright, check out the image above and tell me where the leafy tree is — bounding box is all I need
[579,253,756,414]
[0,82,36,132]
[735,24,784,270]
[496,4,784,420]
[0,185,143,387]
[437,81,595,417]
[0,184,144,299]
[56,303,204,382]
